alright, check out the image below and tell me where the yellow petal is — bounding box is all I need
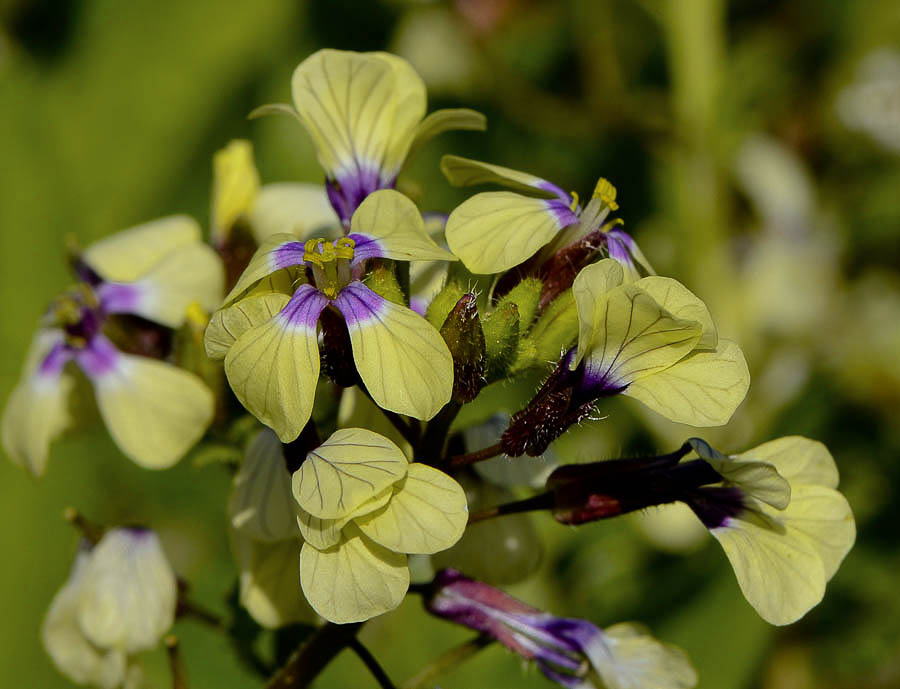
[299,526,409,624]
[211,139,260,244]
[292,428,408,520]
[736,436,838,488]
[623,339,749,426]
[572,259,626,366]
[690,438,791,510]
[249,183,338,243]
[406,109,487,163]
[291,49,424,180]
[575,280,703,391]
[445,191,576,274]
[296,486,393,550]
[82,215,201,282]
[222,233,307,306]
[105,242,224,328]
[224,287,327,442]
[594,623,698,689]
[229,530,319,629]
[2,331,73,476]
[228,429,299,542]
[335,282,453,421]
[205,292,291,360]
[90,348,214,469]
[77,528,178,653]
[440,155,565,199]
[634,276,718,349]
[350,189,456,262]
[355,463,468,555]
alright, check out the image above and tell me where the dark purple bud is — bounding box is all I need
[439,293,486,404]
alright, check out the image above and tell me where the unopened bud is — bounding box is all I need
[482,302,520,382]
[440,293,486,403]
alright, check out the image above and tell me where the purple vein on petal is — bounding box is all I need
[75,335,121,378]
[332,281,386,327]
[277,283,329,331]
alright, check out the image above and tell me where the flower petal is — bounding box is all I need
[292,427,408,520]
[335,282,453,420]
[355,463,468,555]
[229,530,319,629]
[445,191,577,274]
[291,49,424,183]
[572,259,626,366]
[211,139,260,244]
[296,487,393,550]
[688,438,790,510]
[736,436,838,488]
[2,331,73,476]
[224,285,328,442]
[349,189,456,263]
[99,242,224,328]
[249,183,338,242]
[82,337,214,468]
[82,215,201,283]
[228,429,299,542]
[623,339,749,426]
[299,526,409,623]
[406,109,487,163]
[440,155,569,200]
[77,528,178,653]
[633,276,717,349]
[221,233,307,306]
[205,292,291,360]
[587,623,698,689]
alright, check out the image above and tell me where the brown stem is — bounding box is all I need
[63,507,104,544]
[446,442,503,468]
[266,622,362,689]
[165,636,189,689]
[467,492,555,525]
[348,638,396,689]
[176,599,223,629]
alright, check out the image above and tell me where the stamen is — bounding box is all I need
[334,237,356,259]
[302,238,356,299]
[302,238,326,269]
[568,191,580,212]
[591,178,619,210]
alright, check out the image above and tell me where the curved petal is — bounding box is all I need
[99,243,224,328]
[446,191,578,274]
[221,233,307,306]
[82,215,201,283]
[406,109,487,163]
[736,436,838,488]
[572,259,626,366]
[224,285,328,442]
[355,463,468,555]
[335,282,453,421]
[230,530,319,629]
[2,332,73,476]
[634,276,717,350]
[77,528,178,653]
[299,527,409,624]
[623,339,749,426]
[589,623,698,689]
[82,338,214,468]
[228,429,299,542]
[440,155,569,200]
[292,427,408,520]
[349,189,456,263]
[577,283,703,393]
[211,139,260,244]
[249,183,339,242]
[291,49,424,183]
[297,487,393,550]
[688,438,790,510]
[205,293,291,360]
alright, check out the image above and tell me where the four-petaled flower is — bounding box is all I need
[292,428,468,623]
[2,217,222,474]
[442,155,652,277]
[426,568,697,689]
[206,189,457,442]
[252,49,486,225]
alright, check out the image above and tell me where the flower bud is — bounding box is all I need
[439,293,486,403]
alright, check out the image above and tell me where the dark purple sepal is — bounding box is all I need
[319,306,360,388]
[684,485,748,529]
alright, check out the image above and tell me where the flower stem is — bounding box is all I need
[467,491,555,524]
[165,636,189,689]
[348,638,397,689]
[446,442,503,467]
[266,622,363,689]
[401,635,493,689]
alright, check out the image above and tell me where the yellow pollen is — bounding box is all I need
[568,190,580,212]
[303,237,356,299]
[302,238,327,268]
[335,236,356,260]
[591,178,619,210]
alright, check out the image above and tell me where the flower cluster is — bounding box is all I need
[3,47,855,689]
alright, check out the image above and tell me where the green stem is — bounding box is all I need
[266,622,363,689]
[348,638,397,689]
[401,636,493,689]
[165,636,189,689]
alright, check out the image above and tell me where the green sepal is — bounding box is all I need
[439,293,486,404]
[426,280,468,330]
[497,277,542,332]
[482,301,520,382]
[365,261,407,307]
[512,289,578,373]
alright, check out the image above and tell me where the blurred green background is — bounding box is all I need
[2,0,899,687]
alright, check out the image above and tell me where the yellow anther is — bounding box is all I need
[334,237,356,260]
[303,238,326,268]
[319,242,337,262]
[77,282,99,309]
[591,178,619,211]
[55,298,82,326]
[568,190,580,212]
